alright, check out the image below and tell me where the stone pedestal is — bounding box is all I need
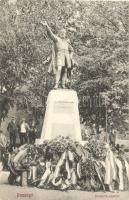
[40,89,82,141]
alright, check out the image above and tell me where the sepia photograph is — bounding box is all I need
[0,0,129,199]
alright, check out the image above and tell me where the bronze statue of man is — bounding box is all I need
[41,21,76,89]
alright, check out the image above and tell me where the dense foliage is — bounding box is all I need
[84,138,106,160]
[0,0,128,133]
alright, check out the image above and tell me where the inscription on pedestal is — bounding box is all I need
[53,102,74,113]
[41,90,82,141]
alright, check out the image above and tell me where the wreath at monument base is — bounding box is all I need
[8,136,129,191]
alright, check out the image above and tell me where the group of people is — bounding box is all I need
[7,117,39,149]
[80,118,117,146]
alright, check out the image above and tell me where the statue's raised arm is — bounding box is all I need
[41,21,58,42]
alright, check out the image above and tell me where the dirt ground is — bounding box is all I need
[0,171,129,200]
[0,184,129,200]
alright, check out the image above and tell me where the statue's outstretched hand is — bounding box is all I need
[40,21,48,27]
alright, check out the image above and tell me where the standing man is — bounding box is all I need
[92,124,97,135]
[41,21,76,89]
[99,125,107,143]
[7,117,17,149]
[0,130,8,169]
[109,129,116,147]
[19,118,30,145]
[29,120,37,144]
[80,118,85,140]
[91,123,97,139]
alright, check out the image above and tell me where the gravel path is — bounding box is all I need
[0,184,128,200]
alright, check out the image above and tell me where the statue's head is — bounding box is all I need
[58,29,66,39]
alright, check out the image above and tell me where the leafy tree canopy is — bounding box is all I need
[0,0,128,133]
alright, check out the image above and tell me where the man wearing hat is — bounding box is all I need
[7,117,17,149]
[19,118,30,145]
